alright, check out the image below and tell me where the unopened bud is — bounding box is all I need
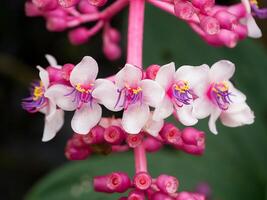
[69,27,90,45]
[182,127,205,155]
[58,0,80,8]
[62,63,74,81]
[200,16,220,35]
[214,10,238,30]
[88,0,107,7]
[46,17,67,32]
[156,174,179,194]
[128,190,146,200]
[32,0,58,11]
[25,2,42,17]
[174,0,195,20]
[126,133,143,148]
[103,42,121,60]
[134,172,152,190]
[152,192,174,200]
[144,136,163,152]
[160,123,183,148]
[83,125,105,144]
[104,126,125,145]
[145,64,160,80]
[78,0,99,13]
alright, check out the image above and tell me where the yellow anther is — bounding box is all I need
[33,81,44,101]
[75,83,93,93]
[132,87,142,94]
[174,81,189,93]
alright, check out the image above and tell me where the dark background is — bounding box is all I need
[0,0,267,200]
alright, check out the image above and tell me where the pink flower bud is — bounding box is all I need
[191,0,215,13]
[58,0,80,8]
[144,136,163,152]
[160,123,183,148]
[152,192,174,200]
[78,0,99,13]
[94,172,131,193]
[145,64,160,80]
[217,29,238,48]
[62,63,74,81]
[200,16,220,35]
[25,2,42,17]
[214,10,238,30]
[83,125,105,144]
[232,24,247,39]
[177,192,205,200]
[32,0,58,11]
[68,27,90,45]
[65,146,91,160]
[182,127,205,155]
[46,17,67,32]
[88,0,108,7]
[103,42,121,60]
[104,126,125,145]
[227,3,247,18]
[174,0,195,20]
[46,67,62,83]
[107,27,121,43]
[128,190,146,200]
[133,172,152,190]
[126,133,143,148]
[156,175,179,194]
[46,9,67,18]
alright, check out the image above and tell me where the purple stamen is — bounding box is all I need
[210,82,232,110]
[251,4,267,19]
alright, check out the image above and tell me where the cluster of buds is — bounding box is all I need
[93,171,205,200]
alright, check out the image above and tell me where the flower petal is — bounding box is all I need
[115,64,143,88]
[209,60,235,82]
[153,96,173,121]
[140,79,165,107]
[208,108,221,134]
[45,84,77,111]
[246,15,262,38]
[144,113,164,137]
[45,54,61,69]
[176,105,198,126]
[92,79,122,111]
[42,109,64,142]
[228,81,247,103]
[71,103,102,134]
[37,66,50,89]
[70,56,98,86]
[192,98,213,119]
[155,62,175,89]
[122,104,150,134]
[241,0,251,13]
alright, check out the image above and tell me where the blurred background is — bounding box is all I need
[0,0,267,200]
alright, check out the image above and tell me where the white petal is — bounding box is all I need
[122,104,150,134]
[176,105,198,126]
[140,79,165,107]
[208,109,221,134]
[144,113,164,137]
[45,84,77,111]
[45,54,61,69]
[228,81,247,103]
[92,79,122,111]
[37,66,50,89]
[246,15,262,38]
[42,109,64,142]
[115,64,143,89]
[70,56,98,86]
[155,62,175,89]
[175,64,209,88]
[209,60,235,82]
[241,0,251,13]
[192,98,213,119]
[153,96,174,121]
[71,103,102,134]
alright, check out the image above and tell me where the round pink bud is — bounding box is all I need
[156,175,179,194]
[152,192,174,200]
[176,192,195,200]
[200,16,220,35]
[144,136,163,152]
[227,3,247,18]
[83,125,105,144]
[45,9,68,18]
[78,0,98,13]
[62,63,74,81]
[104,126,125,145]
[145,64,160,80]
[65,147,91,160]
[46,17,67,32]
[32,0,58,11]
[69,27,90,45]
[25,2,42,17]
[232,24,248,39]
[214,10,238,30]
[107,28,121,43]
[160,123,183,148]
[128,190,146,200]
[88,0,107,7]
[217,29,238,48]
[103,42,121,60]
[133,172,152,190]
[182,127,205,155]
[46,67,62,83]
[191,0,215,13]
[126,133,143,148]
[174,0,195,20]
[58,0,80,8]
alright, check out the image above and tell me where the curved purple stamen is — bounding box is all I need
[251,4,267,19]
[210,83,232,110]
[115,87,143,110]
[65,87,94,109]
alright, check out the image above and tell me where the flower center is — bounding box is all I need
[209,81,232,110]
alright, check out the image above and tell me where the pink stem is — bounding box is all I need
[127,0,147,173]
[87,21,104,36]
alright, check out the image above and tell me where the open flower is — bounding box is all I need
[22,64,64,142]
[193,60,254,134]
[153,62,209,126]
[93,64,164,134]
[45,56,103,134]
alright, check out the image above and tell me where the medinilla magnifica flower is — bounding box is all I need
[192,60,254,134]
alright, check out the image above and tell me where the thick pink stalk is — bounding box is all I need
[127,0,147,173]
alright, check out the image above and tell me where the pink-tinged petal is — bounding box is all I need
[45,84,77,111]
[192,98,213,119]
[115,64,143,88]
[176,105,198,126]
[37,66,50,89]
[122,104,150,134]
[42,109,64,142]
[153,96,173,121]
[175,64,209,88]
[241,0,251,13]
[70,56,98,86]
[45,54,61,69]
[228,81,247,103]
[155,62,175,89]
[144,113,164,137]
[71,103,102,134]
[208,108,221,134]
[92,79,122,111]
[209,60,235,82]
[140,79,165,107]
[220,103,254,127]
[246,15,262,38]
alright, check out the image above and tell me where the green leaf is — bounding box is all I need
[26,4,267,200]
